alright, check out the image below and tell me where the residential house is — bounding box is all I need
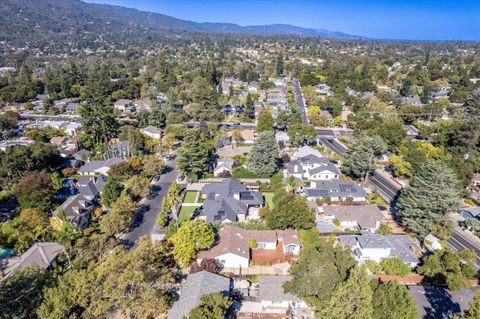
[314,83,333,98]
[168,271,231,319]
[285,155,340,181]
[140,126,162,139]
[227,129,255,144]
[57,193,94,231]
[424,233,443,252]
[401,96,423,106]
[304,179,367,202]
[339,233,420,267]
[247,80,260,93]
[0,138,34,151]
[65,122,81,136]
[65,103,79,114]
[197,225,301,268]
[318,205,384,232]
[405,125,420,140]
[213,158,237,177]
[104,140,131,160]
[2,242,64,278]
[133,98,151,111]
[113,99,135,113]
[292,145,323,160]
[201,179,264,223]
[238,276,313,319]
[78,157,124,175]
[459,207,480,221]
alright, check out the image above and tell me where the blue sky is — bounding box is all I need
[84,0,480,40]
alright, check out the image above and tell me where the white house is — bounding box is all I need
[140,126,162,139]
[319,205,384,233]
[285,155,340,181]
[113,99,135,113]
[292,146,323,159]
[339,233,420,268]
[213,158,236,177]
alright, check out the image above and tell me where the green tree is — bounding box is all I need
[149,107,166,128]
[170,220,215,268]
[101,178,124,208]
[245,93,254,119]
[275,53,284,76]
[417,248,476,291]
[100,195,138,236]
[397,159,460,233]
[38,239,176,319]
[319,266,373,319]
[371,281,419,319]
[287,123,317,147]
[465,290,480,319]
[380,257,412,276]
[15,171,54,213]
[79,67,118,147]
[265,193,315,230]
[189,292,232,319]
[464,89,480,117]
[125,175,151,199]
[342,135,387,180]
[284,238,355,310]
[372,118,406,151]
[143,155,165,177]
[0,266,50,319]
[176,130,211,181]
[247,131,279,177]
[256,110,274,133]
[50,171,63,191]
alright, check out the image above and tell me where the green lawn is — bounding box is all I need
[178,206,196,222]
[263,192,274,208]
[183,191,198,203]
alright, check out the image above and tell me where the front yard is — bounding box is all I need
[263,192,274,208]
[178,206,196,222]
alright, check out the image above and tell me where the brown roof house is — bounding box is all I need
[197,225,301,269]
[2,242,64,278]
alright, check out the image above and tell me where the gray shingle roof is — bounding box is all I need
[322,205,383,229]
[4,242,64,277]
[168,271,231,319]
[339,233,420,264]
[305,179,367,198]
[259,276,301,302]
[201,179,263,223]
[78,157,124,174]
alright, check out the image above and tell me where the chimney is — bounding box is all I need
[409,245,416,254]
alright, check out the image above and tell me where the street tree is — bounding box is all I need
[101,178,124,209]
[256,110,274,133]
[342,135,387,180]
[287,123,317,147]
[100,194,138,236]
[396,159,460,233]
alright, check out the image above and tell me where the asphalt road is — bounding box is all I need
[447,231,480,266]
[318,137,401,202]
[316,128,354,138]
[318,137,347,156]
[367,170,402,203]
[120,156,178,245]
[292,79,308,125]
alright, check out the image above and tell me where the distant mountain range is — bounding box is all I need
[0,0,366,49]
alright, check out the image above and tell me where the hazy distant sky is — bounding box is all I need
[84,0,480,41]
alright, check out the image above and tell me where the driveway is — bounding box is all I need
[120,155,178,245]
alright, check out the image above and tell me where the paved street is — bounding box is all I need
[121,155,178,245]
[292,79,308,125]
[319,137,347,156]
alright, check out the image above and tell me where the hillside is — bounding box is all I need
[0,0,365,50]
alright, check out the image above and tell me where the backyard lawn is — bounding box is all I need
[178,206,196,222]
[183,191,198,203]
[263,192,274,208]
